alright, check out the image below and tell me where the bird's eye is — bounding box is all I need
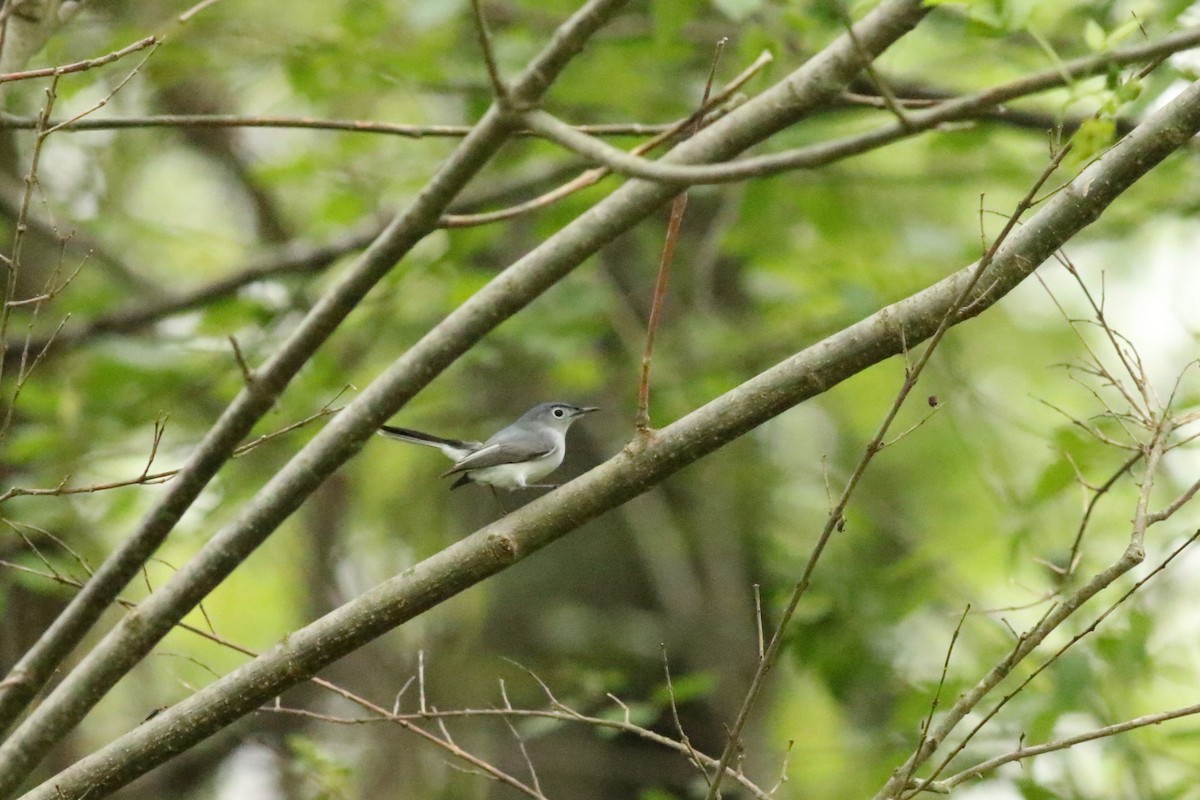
[553,407,566,418]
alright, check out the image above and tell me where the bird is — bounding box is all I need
[378,402,598,490]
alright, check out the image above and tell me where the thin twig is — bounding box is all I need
[635,37,725,432]
[228,336,255,386]
[45,42,161,136]
[138,415,169,482]
[840,4,909,127]
[0,36,156,84]
[1061,452,1141,578]
[941,694,1200,788]
[501,716,542,796]
[0,75,58,448]
[0,400,344,506]
[0,114,700,138]
[1148,476,1200,524]
[753,583,764,660]
[661,643,710,782]
[470,0,510,104]
[899,605,969,791]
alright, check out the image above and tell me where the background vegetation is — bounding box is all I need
[1,0,1199,798]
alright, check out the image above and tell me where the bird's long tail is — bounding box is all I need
[378,425,477,461]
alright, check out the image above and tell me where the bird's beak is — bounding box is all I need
[578,406,600,415]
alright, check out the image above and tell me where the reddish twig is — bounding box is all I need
[635,37,726,432]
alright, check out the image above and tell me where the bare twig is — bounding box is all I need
[768,739,794,795]
[1148,476,1200,524]
[840,4,909,127]
[753,583,764,660]
[501,716,543,796]
[178,0,226,23]
[0,399,344,506]
[635,37,725,432]
[899,605,969,791]
[45,42,161,136]
[138,416,169,482]
[1061,452,1142,577]
[418,650,427,714]
[0,36,156,84]
[942,695,1200,789]
[470,0,510,104]
[0,74,58,449]
[661,643,710,782]
[0,113,708,138]
[228,336,255,386]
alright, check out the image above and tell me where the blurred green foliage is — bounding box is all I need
[1,0,1199,798]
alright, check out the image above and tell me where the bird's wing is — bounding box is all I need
[442,439,554,476]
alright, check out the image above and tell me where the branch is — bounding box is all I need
[0,398,343,506]
[519,27,1200,186]
[25,30,1200,800]
[3,222,383,362]
[841,80,1146,141]
[0,35,156,83]
[0,113,705,138]
[269,698,773,799]
[0,0,632,776]
[942,695,1200,789]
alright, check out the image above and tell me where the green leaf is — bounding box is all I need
[650,671,716,707]
[596,700,658,732]
[286,734,353,800]
[1107,18,1144,48]
[639,789,681,800]
[652,0,690,47]
[711,0,763,23]
[1084,18,1105,52]
[1066,117,1117,169]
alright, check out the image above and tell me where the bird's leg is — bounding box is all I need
[523,483,560,489]
[489,486,512,514]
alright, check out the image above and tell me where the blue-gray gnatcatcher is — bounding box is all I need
[379,402,598,490]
